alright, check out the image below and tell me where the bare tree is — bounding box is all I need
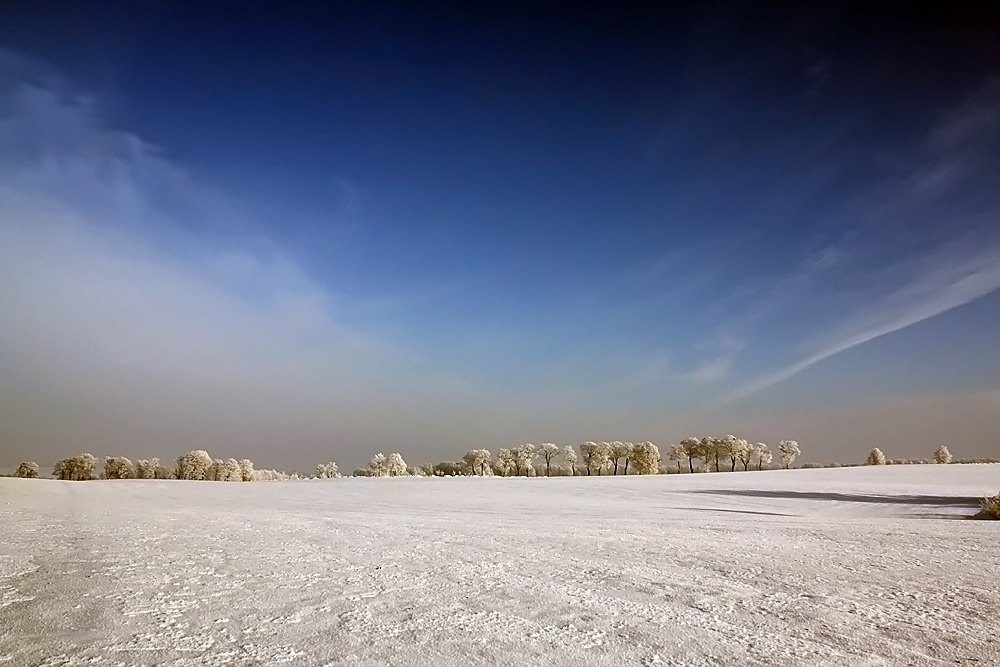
[15,462,39,478]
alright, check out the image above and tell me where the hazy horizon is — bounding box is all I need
[2,4,999,472]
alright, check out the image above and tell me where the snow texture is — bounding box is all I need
[1,465,998,666]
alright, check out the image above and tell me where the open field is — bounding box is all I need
[2,465,999,666]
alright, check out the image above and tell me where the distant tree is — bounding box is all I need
[463,449,493,476]
[493,448,515,476]
[175,450,213,480]
[666,443,687,473]
[407,465,428,476]
[561,445,578,475]
[579,442,611,476]
[630,442,660,475]
[385,452,409,476]
[513,444,535,476]
[866,448,886,466]
[608,441,631,475]
[53,453,97,481]
[778,440,801,469]
[755,443,773,470]
[15,462,39,478]
[238,459,255,481]
[213,458,241,481]
[933,445,953,464]
[316,462,340,478]
[536,443,559,476]
[104,456,135,480]
[135,458,159,479]
[701,437,724,472]
[737,443,755,471]
[716,435,745,472]
[678,437,702,473]
[433,460,465,476]
[368,453,388,477]
[252,468,288,481]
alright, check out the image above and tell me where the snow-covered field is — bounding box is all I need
[2,465,998,666]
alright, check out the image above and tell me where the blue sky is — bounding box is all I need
[1,3,999,470]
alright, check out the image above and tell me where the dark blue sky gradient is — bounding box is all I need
[1,2,999,466]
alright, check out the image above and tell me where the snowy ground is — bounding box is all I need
[2,465,998,667]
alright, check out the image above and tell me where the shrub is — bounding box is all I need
[981,492,1000,520]
[15,462,39,478]
[866,448,886,465]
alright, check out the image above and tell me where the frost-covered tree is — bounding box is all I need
[678,437,702,473]
[368,453,388,477]
[15,462,39,478]
[866,448,886,465]
[316,462,340,478]
[175,450,213,480]
[135,458,160,479]
[778,440,801,469]
[737,442,755,471]
[933,445,953,464]
[608,441,631,475]
[701,437,724,472]
[512,443,535,476]
[213,458,242,481]
[433,460,465,476]
[561,445,577,475]
[666,443,687,473]
[536,443,559,476]
[53,453,98,481]
[238,458,255,481]
[579,441,611,476]
[252,468,288,481]
[493,448,515,476]
[755,442,773,470]
[385,452,409,476]
[716,435,744,472]
[104,456,135,480]
[630,442,660,475]
[463,449,493,476]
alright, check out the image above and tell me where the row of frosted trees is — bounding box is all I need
[14,451,296,482]
[353,438,800,478]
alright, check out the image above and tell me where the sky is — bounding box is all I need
[1,2,999,472]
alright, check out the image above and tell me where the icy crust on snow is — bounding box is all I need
[1,465,998,666]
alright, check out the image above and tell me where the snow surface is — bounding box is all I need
[2,465,998,666]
